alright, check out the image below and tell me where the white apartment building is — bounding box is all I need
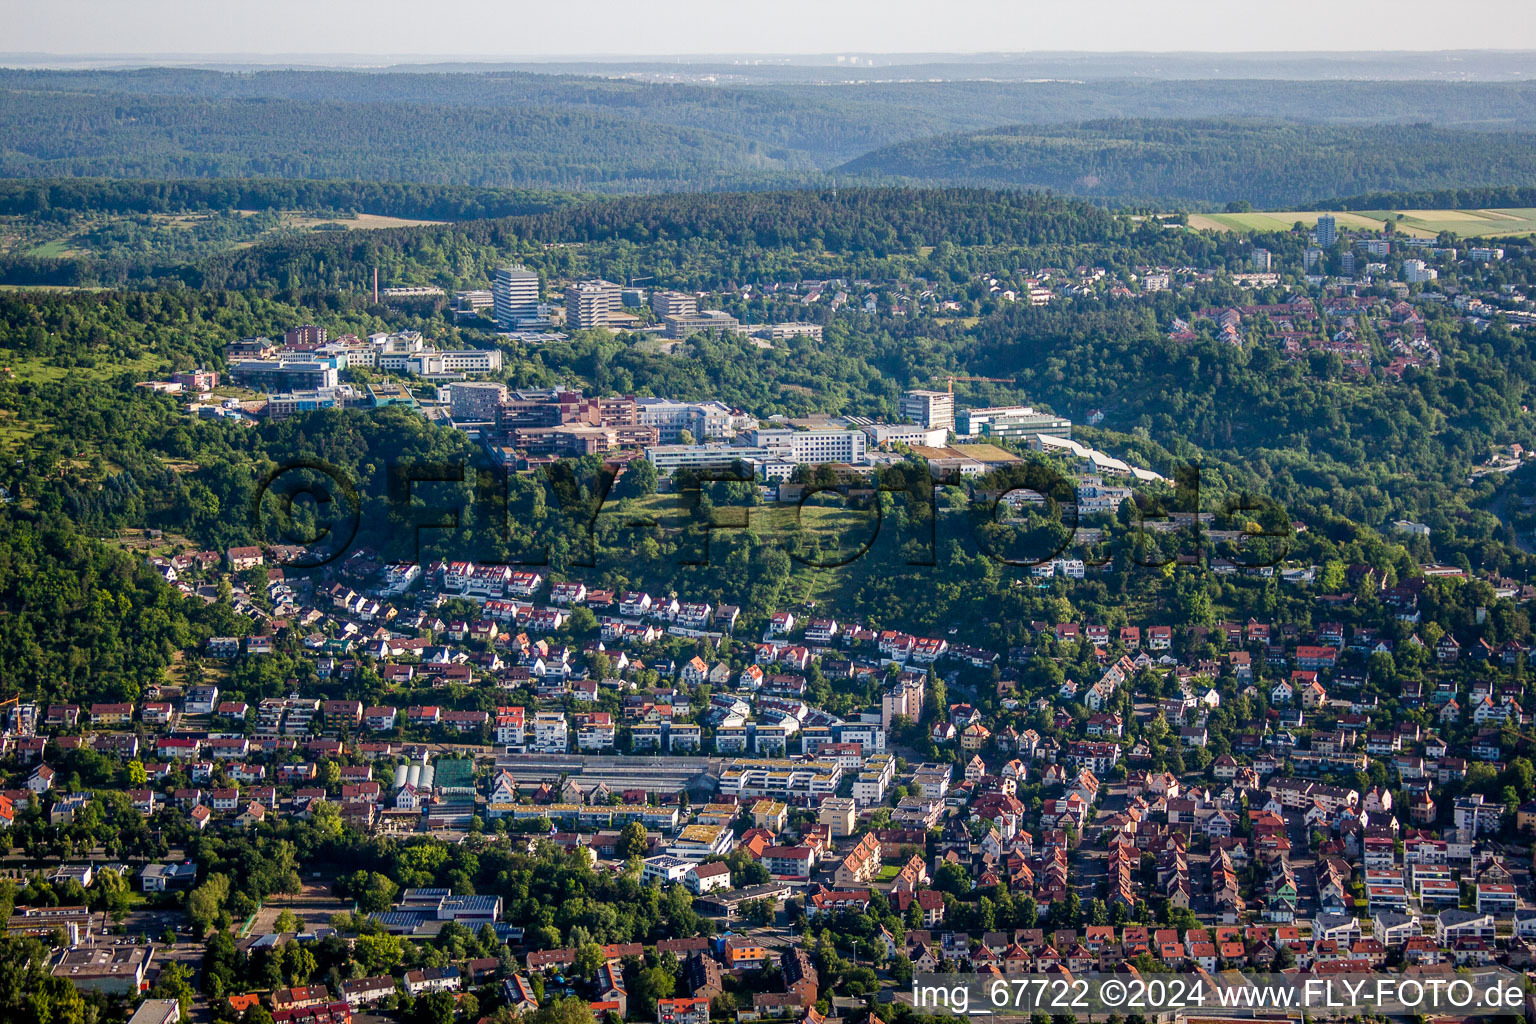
[532,712,569,753]
[852,754,897,806]
[718,759,843,803]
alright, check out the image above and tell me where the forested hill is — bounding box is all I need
[835,120,1536,208]
[0,178,580,222]
[482,187,1116,248]
[1306,185,1536,212]
[0,88,814,191]
[5,67,1536,198]
[188,187,1122,291]
[0,185,1123,290]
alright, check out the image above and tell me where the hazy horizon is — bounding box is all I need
[9,0,1536,60]
[6,48,1536,61]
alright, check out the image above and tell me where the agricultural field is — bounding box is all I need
[1384,207,1536,237]
[261,210,446,234]
[1190,207,1536,238]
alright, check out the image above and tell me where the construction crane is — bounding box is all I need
[934,374,1015,394]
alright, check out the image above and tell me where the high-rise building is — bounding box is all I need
[1315,215,1337,249]
[492,266,541,328]
[899,390,955,432]
[565,280,624,330]
[1250,248,1272,272]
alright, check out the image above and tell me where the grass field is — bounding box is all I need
[26,238,72,258]
[1190,208,1536,238]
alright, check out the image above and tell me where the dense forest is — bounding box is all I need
[5,67,1536,200]
[0,187,1129,290]
[0,178,579,222]
[836,120,1536,208]
[1309,185,1536,212]
[0,89,810,191]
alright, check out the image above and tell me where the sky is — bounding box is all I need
[7,0,1536,57]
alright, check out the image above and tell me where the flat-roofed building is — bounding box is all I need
[231,360,338,393]
[52,944,154,994]
[667,823,734,862]
[127,999,181,1024]
[566,280,624,330]
[818,796,857,838]
[493,265,541,328]
[646,444,779,474]
[956,405,1072,441]
[900,390,954,432]
[636,398,753,442]
[448,381,508,422]
[757,322,823,342]
[641,855,694,885]
[651,291,698,318]
[862,423,949,448]
[743,427,867,466]
[663,311,742,339]
[8,905,96,945]
[718,758,843,804]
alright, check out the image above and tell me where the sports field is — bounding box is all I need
[1190,208,1536,238]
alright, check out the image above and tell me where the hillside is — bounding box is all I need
[835,120,1536,208]
[0,88,819,191]
[4,69,1536,198]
